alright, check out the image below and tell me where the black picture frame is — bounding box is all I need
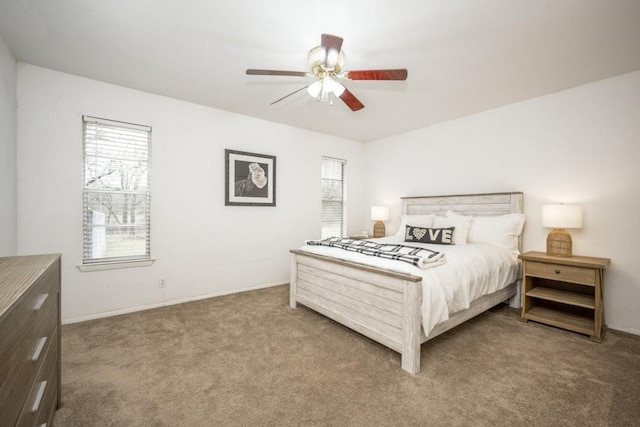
[225,149,276,206]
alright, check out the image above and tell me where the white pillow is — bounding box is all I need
[394,214,435,237]
[468,213,525,254]
[433,211,472,245]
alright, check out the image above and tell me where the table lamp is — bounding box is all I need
[542,204,582,257]
[371,206,390,238]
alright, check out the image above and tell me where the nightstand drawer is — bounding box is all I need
[525,261,596,285]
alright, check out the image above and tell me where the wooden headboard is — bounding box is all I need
[400,192,524,252]
[401,191,523,216]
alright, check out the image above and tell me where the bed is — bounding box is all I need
[289,192,524,374]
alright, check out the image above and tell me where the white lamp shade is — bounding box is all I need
[542,204,582,229]
[371,206,390,221]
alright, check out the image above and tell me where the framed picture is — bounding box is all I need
[225,149,276,206]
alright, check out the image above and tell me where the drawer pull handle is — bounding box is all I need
[33,293,49,311]
[31,380,47,413]
[555,269,561,274]
[32,337,48,361]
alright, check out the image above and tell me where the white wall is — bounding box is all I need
[365,70,640,335]
[0,35,16,256]
[16,64,365,322]
[14,61,640,335]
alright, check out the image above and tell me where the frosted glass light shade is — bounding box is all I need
[323,77,345,96]
[371,206,390,221]
[307,81,322,98]
[542,204,582,229]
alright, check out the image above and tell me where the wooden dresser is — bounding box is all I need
[0,254,61,427]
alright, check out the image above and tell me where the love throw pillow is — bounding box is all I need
[404,226,455,245]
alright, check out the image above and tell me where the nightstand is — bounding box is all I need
[519,251,610,341]
[348,235,370,240]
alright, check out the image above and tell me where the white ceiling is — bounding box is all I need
[1,0,640,142]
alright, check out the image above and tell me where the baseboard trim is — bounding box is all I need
[62,281,288,325]
[609,327,640,340]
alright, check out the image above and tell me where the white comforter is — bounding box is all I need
[298,236,520,337]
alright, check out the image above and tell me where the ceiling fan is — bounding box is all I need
[246,34,408,111]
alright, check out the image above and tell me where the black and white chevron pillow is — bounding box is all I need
[404,225,455,245]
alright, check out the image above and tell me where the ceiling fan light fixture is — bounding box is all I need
[307,77,345,102]
[246,34,406,111]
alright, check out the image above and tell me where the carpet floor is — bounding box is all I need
[53,284,640,426]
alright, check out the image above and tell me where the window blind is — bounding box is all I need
[82,116,151,263]
[321,157,346,239]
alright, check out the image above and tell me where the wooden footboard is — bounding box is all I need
[290,250,519,375]
[290,250,424,374]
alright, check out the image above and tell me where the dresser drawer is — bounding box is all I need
[525,261,596,285]
[30,285,59,363]
[35,340,59,427]
[0,265,59,426]
[16,327,59,427]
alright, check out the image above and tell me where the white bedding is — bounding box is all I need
[298,236,520,337]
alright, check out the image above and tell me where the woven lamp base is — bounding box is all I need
[547,228,573,257]
[373,221,386,238]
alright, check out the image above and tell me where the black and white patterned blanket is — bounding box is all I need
[305,237,445,269]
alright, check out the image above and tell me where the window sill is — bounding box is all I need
[77,259,155,272]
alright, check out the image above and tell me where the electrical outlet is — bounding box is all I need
[159,278,166,288]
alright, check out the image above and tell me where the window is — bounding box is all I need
[82,116,151,264]
[321,157,346,239]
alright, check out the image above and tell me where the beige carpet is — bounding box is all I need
[53,285,640,426]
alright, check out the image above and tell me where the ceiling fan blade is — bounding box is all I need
[246,69,308,77]
[270,86,309,105]
[345,69,408,80]
[339,88,365,111]
[321,34,343,69]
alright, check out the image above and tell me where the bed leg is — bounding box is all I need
[289,254,298,309]
[401,280,421,375]
[509,279,522,308]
